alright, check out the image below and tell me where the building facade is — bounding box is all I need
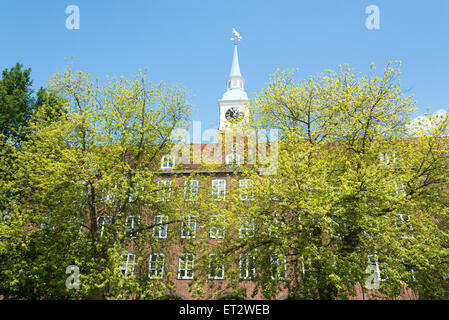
[114,41,419,300]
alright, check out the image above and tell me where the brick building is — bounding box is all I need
[114,40,419,300]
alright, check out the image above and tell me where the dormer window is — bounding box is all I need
[225,153,241,166]
[161,155,174,169]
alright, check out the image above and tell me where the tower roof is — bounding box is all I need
[221,41,248,101]
[229,43,242,77]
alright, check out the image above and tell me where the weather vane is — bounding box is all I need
[230,28,242,44]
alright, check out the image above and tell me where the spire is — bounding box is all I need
[221,29,248,101]
[229,43,242,77]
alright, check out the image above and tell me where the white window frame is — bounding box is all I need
[396,214,413,239]
[210,215,225,239]
[101,184,117,203]
[393,180,406,196]
[184,180,199,201]
[208,254,225,280]
[178,253,195,280]
[239,253,256,280]
[125,215,140,238]
[128,182,144,203]
[161,154,175,169]
[78,224,85,234]
[97,215,111,238]
[270,254,287,280]
[368,254,387,282]
[239,179,254,201]
[148,253,165,279]
[211,179,226,201]
[239,216,255,238]
[329,219,346,239]
[225,153,241,166]
[180,215,197,239]
[153,215,168,239]
[379,151,396,165]
[157,180,172,202]
[120,252,136,277]
[301,257,314,279]
[268,213,285,238]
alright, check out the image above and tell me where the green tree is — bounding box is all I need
[204,63,449,300]
[0,63,34,143]
[0,65,191,299]
[0,63,65,236]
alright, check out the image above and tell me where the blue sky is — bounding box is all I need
[1,0,448,130]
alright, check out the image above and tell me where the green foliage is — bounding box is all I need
[2,61,449,300]
[0,63,34,142]
[0,64,191,299]
[193,62,449,300]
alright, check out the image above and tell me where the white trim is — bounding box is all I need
[125,215,140,238]
[149,253,165,279]
[396,214,414,239]
[153,215,168,238]
[225,153,241,166]
[180,215,197,239]
[239,253,256,280]
[379,151,396,165]
[210,215,225,239]
[120,252,136,277]
[239,216,255,238]
[239,179,254,201]
[368,254,387,282]
[208,254,225,280]
[211,179,226,201]
[178,253,195,280]
[97,215,111,238]
[157,180,172,202]
[270,254,287,280]
[184,180,199,201]
[161,154,175,169]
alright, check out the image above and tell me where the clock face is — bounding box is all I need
[225,107,242,122]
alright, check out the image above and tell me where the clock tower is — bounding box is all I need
[218,34,250,130]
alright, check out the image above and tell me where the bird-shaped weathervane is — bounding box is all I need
[230,28,242,44]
